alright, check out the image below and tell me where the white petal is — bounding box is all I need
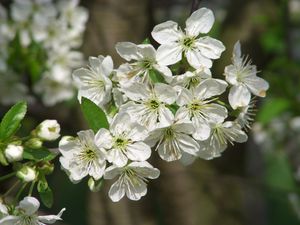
[244,76,269,97]
[104,165,121,180]
[108,179,125,202]
[110,113,132,134]
[38,208,65,224]
[176,133,200,155]
[151,20,183,44]
[186,49,212,69]
[156,44,182,66]
[192,118,211,141]
[228,85,251,109]
[125,179,147,201]
[154,83,177,104]
[107,148,128,167]
[200,103,228,124]
[176,88,193,106]
[100,56,114,77]
[158,140,182,161]
[19,197,40,215]
[128,161,160,179]
[158,106,174,127]
[222,122,248,143]
[153,64,173,83]
[115,42,140,61]
[126,142,151,161]
[0,215,19,225]
[94,128,113,149]
[121,83,149,101]
[194,78,228,99]
[196,36,225,59]
[185,7,214,36]
[180,152,197,166]
[137,44,156,60]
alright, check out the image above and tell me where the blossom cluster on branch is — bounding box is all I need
[60,7,269,202]
[0,0,88,106]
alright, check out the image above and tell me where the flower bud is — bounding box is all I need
[17,166,36,182]
[88,177,103,192]
[24,138,43,149]
[36,120,60,141]
[4,144,23,162]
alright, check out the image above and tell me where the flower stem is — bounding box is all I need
[14,183,27,204]
[0,172,16,182]
[2,180,20,198]
[28,181,36,196]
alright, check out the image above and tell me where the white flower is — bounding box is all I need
[146,115,199,161]
[115,42,172,85]
[16,166,36,182]
[36,120,60,141]
[151,8,225,69]
[0,72,29,105]
[170,67,211,90]
[176,78,228,141]
[59,130,106,183]
[33,75,74,106]
[120,82,177,131]
[96,113,151,167]
[104,161,160,202]
[235,98,256,130]
[224,41,269,109]
[73,55,113,107]
[198,120,248,160]
[4,144,23,162]
[0,196,65,225]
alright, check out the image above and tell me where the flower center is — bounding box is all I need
[145,98,160,110]
[181,36,195,49]
[113,136,129,151]
[20,215,37,225]
[141,60,153,69]
[164,127,174,139]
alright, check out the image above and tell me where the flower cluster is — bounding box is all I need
[0,0,88,106]
[59,7,269,202]
[0,196,65,225]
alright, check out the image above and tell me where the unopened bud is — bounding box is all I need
[36,120,60,141]
[88,177,103,192]
[17,166,36,182]
[24,138,43,149]
[4,144,23,162]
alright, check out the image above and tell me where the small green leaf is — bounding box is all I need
[257,98,291,125]
[88,177,104,192]
[0,150,8,166]
[23,147,56,161]
[149,69,166,83]
[167,104,179,115]
[39,185,53,208]
[0,101,27,141]
[80,97,109,132]
[142,38,151,44]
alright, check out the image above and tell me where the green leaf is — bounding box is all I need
[0,101,27,141]
[88,177,104,192]
[149,69,166,84]
[0,150,8,166]
[264,151,296,192]
[167,104,179,115]
[38,185,53,208]
[23,147,56,161]
[257,98,291,125]
[142,38,151,44]
[80,97,109,132]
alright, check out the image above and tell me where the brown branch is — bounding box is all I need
[190,0,201,14]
